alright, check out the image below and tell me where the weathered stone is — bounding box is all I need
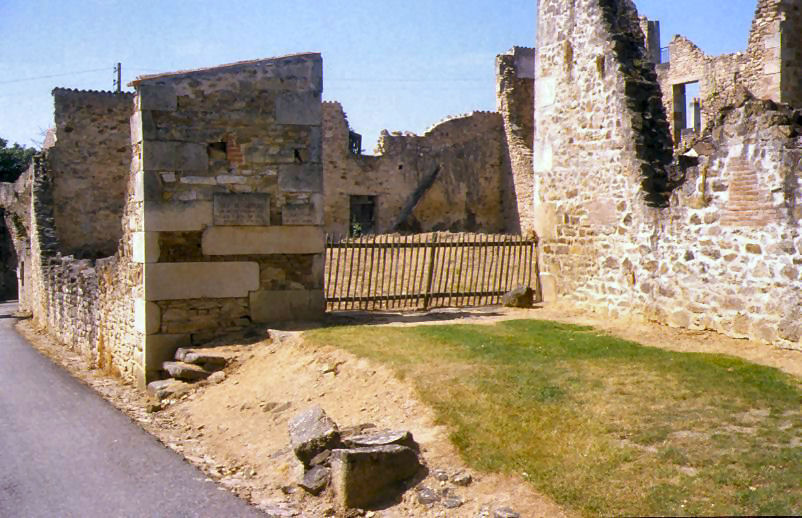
[451,471,472,486]
[278,164,323,193]
[182,351,227,371]
[341,430,417,451]
[250,290,325,323]
[162,361,212,382]
[275,91,321,126]
[213,192,270,226]
[146,378,191,400]
[288,407,340,467]
[134,299,161,335]
[442,494,464,509]
[201,226,324,255]
[145,262,260,300]
[416,486,440,505]
[143,201,213,231]
[299,465,330,496]
[138,84,177,112]
[330,445,421,509]
[494,508,520,518]
[132,232,160,263]
[501,286,534,308]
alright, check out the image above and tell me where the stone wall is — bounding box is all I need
[497,47,536,235]
[656,0,802,144]
[48,89,134,258]
[535,0,802,352]
[322,102,511,236]
[131,54,325,382]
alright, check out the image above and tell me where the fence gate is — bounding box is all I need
[324,232,538,311]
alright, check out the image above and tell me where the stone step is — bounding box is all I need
[174,348,227,371]
[147,378,192,400]
[162,361,213,382]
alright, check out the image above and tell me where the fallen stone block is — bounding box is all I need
[162,361,212,382]
[330,445,421,509]
[288,407,340,467]
[299,465,330,496]
[501,286,534,308]
[182,351,227,371]
[146,379,191,400]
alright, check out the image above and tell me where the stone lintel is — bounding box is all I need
[145,262,260,300]
[201,226,324,255]
[250,289,325,323]
[143,201,213,231]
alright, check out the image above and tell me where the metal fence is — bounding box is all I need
[325,233,538,311]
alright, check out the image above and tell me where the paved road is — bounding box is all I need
[0,302,264,518]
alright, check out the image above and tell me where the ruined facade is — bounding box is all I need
[322,47,535,237]
[2,54,326,386]
[656,0,802,144]
[534,0,802,351]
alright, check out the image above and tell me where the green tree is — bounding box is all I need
[0,138,36,183]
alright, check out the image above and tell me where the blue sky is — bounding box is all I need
[1,1,757,152]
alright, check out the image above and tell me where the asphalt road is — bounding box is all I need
[0,302,264,518]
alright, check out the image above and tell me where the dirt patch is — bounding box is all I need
[14,302,802,517]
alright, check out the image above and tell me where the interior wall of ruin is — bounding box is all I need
[132,54,325,382]
[49,89,134,258]
[322,102,510,236]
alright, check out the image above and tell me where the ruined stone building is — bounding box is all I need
[534,0,802,351]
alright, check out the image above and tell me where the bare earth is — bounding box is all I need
[16,303,802,517]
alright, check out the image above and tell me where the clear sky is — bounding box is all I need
[1,1,758,153]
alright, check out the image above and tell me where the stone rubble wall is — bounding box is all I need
[132,54,325,383]
[497,47,536,236]
[322,102,511,235]
[656,0,802,144]
[536,0,802,352]
[48,89,134,258]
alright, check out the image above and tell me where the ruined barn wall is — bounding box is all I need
[323,102,509,236]
[534,0,672,308]
[641,100,802,350]
[497,47,536,235]
[132,54,324,382]
[49,89,133,258]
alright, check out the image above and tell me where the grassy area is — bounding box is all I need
[305,320,802,516]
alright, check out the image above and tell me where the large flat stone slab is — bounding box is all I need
[330,445,421,509]
[201,226,324,255]
[145,262,259,300]
[250,289,324,323]
[143,201,213,232]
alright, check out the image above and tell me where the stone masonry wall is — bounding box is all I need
[323,102,510,236]
[656,0,802,144]
[49,89,134,257]
[497,47,536,235]
[131,54,325,382]
[536,0,802,351]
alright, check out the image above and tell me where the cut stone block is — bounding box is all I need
[281,193,323,225]
[250,289,325,323]
[147,379,191,400]
[175,142,208,173]
[145,262,259,300]
[132,232,160,263]
[278,164,323,193]
[213,193,270,226]
[145,334,191,381]
[130,110,155,144]
[162,361,212,382]
[330,445,421,509]
[141,140,176,171]
[275,91,321,126]
[341,430,417,451]
[133,171,163,202]
[299,465,330,496]
[138,84,177,112]
[501,286,534,308]
[288,406,340,467]
[182,351,227,371]
[134,298,161,335]
[539,273,557,303]
[201,226,324,256]
[143,201,213,232]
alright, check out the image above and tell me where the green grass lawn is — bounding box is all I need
[305,319,802,517]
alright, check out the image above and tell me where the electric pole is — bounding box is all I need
[113,63,122,93]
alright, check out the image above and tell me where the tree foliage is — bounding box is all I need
[0,138,37,183]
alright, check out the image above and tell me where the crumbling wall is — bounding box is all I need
[640,97,802,350]
[323,102,509,236]
[536,0,802,351]
[497,47,536,235]
[48,89,134,257]
[132,54,325,382]
[657,0,802,144]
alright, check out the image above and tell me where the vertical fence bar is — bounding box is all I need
[344,236,355,310]
[533,239,542,302]
[423,233,438,310]
[402,235,412,309]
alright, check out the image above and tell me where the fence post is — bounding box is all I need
[423,233,438,310]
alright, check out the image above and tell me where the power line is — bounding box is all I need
[0,68,110,85]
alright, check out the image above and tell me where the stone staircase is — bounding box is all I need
[147,347,228,400]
